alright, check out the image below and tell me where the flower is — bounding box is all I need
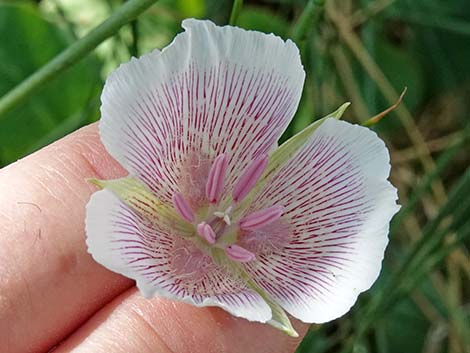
[85,19,399,336]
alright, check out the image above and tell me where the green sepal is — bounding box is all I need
[247,279,299,337]
[88,177,192,234]
[242,103,351,336]
[219,257,299,337]
[88,177,165,216]
[268,102,350,172]
[234,102,350,218]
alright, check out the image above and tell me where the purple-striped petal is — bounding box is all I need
[86,189,272,323]
[99,19,305,207]
[241,118,399,324]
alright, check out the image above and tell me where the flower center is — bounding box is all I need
[171,153,284,263]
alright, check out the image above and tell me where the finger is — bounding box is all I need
[54,287,308,353]
[0,124,132,353]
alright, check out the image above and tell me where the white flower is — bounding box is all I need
[85,19,400,336]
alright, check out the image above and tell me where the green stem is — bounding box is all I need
[0,0,159,119]
[291,0,325,43]
[360,0,378,115]
[130,18,139,57]
[229,0,244,26]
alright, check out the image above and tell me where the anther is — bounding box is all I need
[224,245,256,263]
[232,154,268,202]
[172,193,195,222]
[197,222,217,244]
[239,205,284,230]
[205,154,228,204]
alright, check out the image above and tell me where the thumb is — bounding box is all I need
[53,287,308,353]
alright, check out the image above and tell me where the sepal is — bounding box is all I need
[234,102,350,218]
[88,177,190,233]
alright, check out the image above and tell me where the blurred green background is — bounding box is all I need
[0,0,469,352]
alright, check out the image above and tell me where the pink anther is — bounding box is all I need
[224,244,256,263]
[205,154,228,204]
[172,192,195,222]
[197,222,217,244]
[232,154,269,202]
[239,205,284,231]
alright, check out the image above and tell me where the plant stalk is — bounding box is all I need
[0,0,159,119]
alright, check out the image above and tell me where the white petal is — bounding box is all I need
[243,118,400,323]
[86,189,271,323]
[100,19,305,205]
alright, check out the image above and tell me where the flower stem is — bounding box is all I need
[291,0,325,43]
[0,0,159,120]
[229,0,244,26]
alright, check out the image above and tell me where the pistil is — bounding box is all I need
[214,205,233,225]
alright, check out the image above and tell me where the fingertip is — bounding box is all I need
[203,306,308,353]
[129,293,309,353]
[54,288,308,353]
[0,122,132,353]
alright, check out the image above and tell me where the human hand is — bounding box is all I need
[0,123,307,353]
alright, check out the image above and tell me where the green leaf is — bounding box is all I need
[382,299,428,353]
[0,3,101,165]
[237,6,290,38]
[374,41,424,113]
[295,326,332,353]
[176,0,205,18]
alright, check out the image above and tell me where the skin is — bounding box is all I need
[0,123,307,353]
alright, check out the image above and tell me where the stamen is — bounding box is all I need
[239,205,284,231]
[232,154,268,202]
[205,154,228,204]
[225,245,256,263]
[197,222,216,244]
[172,193,195,222]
